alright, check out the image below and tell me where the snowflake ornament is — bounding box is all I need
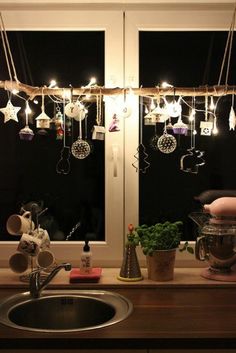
[0,100,21,123]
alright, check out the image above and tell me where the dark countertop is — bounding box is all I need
[1,286,236,350]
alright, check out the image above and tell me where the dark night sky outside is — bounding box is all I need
[0,30,236,240]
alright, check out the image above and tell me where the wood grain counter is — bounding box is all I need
[1,268,236,350]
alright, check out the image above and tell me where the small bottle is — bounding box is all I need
[80,240,92,274]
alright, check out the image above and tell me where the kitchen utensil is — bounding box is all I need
[189,197,236,281]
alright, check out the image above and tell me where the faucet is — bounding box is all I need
[29,262,72,298]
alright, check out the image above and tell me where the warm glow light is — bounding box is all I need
[189,108,196,122]
[150,98,156,110]
[12,89,19,95]
[25,101,32,114]
[145,105,149,114]
[49,79,57,88]
[62,90,71,100]
[209,96,215,110]
[212,117,218,134]
[193,129,197,135]
[161,81,173,88]
[90,77,96,85]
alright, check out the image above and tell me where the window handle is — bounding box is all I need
[112,144,118,177]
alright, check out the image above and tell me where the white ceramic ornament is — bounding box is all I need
[64,102,81,118]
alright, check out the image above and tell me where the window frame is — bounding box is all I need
[124,7,234,267]
[0,9,125,267]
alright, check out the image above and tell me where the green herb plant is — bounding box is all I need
[135,221,193,256]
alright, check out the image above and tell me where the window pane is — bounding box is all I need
[139,31,236,240]
[0,31,105,241]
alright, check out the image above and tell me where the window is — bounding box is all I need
[0,3,234,268]
[139,31,236,241]
[0,9,124,267]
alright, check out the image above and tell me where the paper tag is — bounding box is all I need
[200,121,213,136]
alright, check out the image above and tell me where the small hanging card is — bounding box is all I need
[200,121,213,136]
[92,125,106,140]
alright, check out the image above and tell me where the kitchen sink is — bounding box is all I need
[0,290,133,332]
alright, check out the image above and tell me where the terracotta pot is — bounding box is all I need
[146,249,176,281]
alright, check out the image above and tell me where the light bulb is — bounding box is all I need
[161,81,173,88]
[145,105,149,114]
[189,108,195,122]
[209,96,215,110]
[90,77,96,85]
[49,79,57,88]
[193,129,197,135]
[25,102,32,114]
[150,98,156,110]
[212,118,218,135]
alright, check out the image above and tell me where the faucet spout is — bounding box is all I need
[30,262,72,298]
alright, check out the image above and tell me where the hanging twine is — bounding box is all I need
[217,2,236,86]
[0,12,19,83]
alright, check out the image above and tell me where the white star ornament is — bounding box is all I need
[0,100,21,123]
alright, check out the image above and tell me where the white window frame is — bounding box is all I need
[124,6,234,267]
[0,9,125,267]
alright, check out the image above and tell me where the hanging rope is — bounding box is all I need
[0,12,19,83]
[217,2,236,86]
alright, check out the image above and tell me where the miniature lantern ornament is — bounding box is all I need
[35,92,51,129]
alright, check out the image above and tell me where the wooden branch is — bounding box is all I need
[1,80,236,99]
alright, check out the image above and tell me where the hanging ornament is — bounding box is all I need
[73,103,87,122]
[0,100,21,123]
[56,94,71,174]
[149,123,159,151]
[71,138,91,159]
[19,101,34,141]
[157,120,177,154]
[117,88,132,118]
[132,96,150,173]
[180,96,205,174]
[108,113,120,132]
[64,101,81,118]
[163,95,182,118]
[180,148,205,174]
[229,94,236,130]
[84,114,94,153]
[172,116,188,135]
[157,131,177,154]
[71,105,91,160]
[200,96,213,136]
[92,94,106,140]
[35,90,51,132]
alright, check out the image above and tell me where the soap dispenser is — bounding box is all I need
[80,240,92,274]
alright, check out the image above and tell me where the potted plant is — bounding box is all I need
[135,221,192,281]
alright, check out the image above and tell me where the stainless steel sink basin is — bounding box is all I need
[0,290,133,332]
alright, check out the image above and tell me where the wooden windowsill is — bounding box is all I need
[1,267,236,289]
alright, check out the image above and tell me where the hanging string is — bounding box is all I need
[218,3,236,86]
[0,12,19,83]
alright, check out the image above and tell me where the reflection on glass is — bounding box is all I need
[0,31,105,241]
[139,31,236,241]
